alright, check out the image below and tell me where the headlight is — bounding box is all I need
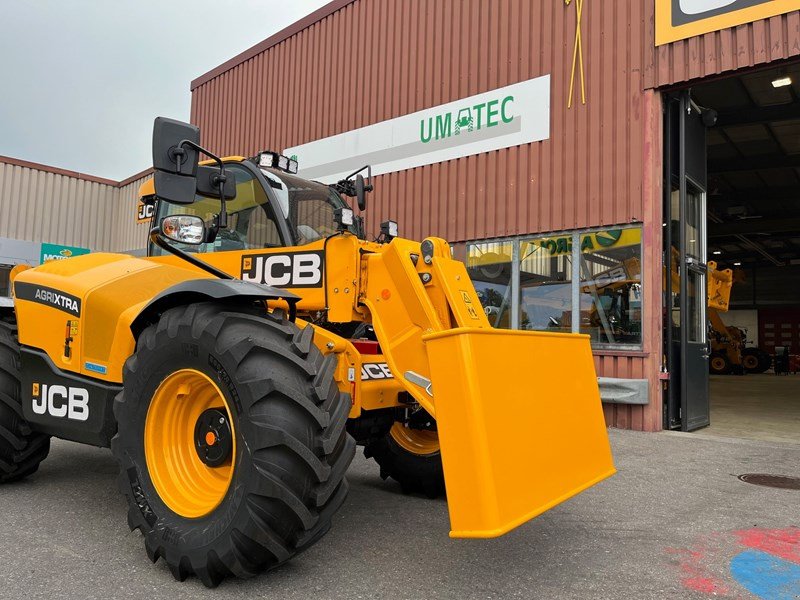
[161,215,205,245]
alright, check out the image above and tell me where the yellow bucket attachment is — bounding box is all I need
[423,328,615,538]
[707,260,733,312]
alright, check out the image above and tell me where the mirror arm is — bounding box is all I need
[175,138,229,231]
[149,227,233,280]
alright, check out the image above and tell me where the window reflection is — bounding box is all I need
[466,242,513,329]
[518,236,573,332]
[461,226,644,348]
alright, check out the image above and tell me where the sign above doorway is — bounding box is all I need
[655,0,800,45]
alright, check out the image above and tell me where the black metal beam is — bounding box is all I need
[708,154,800,173]
[715,102,800,126]
[707,187,800,203]
[709,217,800,237]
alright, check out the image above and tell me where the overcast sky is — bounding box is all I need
[0,0,330,180]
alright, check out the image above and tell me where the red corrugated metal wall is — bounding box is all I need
[644,7,800,88]
[190,0,662,429]
[191,0,649,242]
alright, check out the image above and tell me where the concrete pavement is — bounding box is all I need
[0,429,798,599]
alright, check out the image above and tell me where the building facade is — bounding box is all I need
[2,0,798,432]
[186,0,800,431]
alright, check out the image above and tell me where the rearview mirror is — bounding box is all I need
[152,117,200,204]
[153,117,199,176]
[160,215,205,245]
[355,174,367,211]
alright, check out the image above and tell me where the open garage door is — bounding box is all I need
[667,61,800,444]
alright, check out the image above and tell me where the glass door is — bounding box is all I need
[664,91,710,431]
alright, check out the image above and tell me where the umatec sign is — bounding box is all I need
[284,75,550,184]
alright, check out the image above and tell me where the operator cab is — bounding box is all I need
[146,156,362,257]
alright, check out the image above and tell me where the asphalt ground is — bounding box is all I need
[1,429,798,599]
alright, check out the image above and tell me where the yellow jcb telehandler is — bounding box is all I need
[0,118,614,586]
[707,261,771,374]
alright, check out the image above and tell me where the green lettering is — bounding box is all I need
[435,113,452,140]
[486,99,500,127]
[581,235,594,252]
[473,102,486,129]
[501,95,514,123]
[420,118,433,143]
[542,240,557,254]
[556,237,569,254]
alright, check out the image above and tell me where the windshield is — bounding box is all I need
[149,162,358,256]
[260,167,359,243]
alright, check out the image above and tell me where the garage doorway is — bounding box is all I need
[664,61,800,443]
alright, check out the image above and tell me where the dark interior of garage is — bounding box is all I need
[675,60,800,443]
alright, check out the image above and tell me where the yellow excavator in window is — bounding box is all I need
[0,118,614,587]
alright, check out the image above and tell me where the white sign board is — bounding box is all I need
[284,75,550,184]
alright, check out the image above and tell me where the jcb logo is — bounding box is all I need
[32,383,89,421]
[361,363,394,381]
[136,202,154,224]
[241,251,324,288]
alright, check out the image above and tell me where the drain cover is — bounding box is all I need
[738,474,800,490]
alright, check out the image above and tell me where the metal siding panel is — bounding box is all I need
[0,161,126,253]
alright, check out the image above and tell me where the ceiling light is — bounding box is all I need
[771,76,792,88]
[712,250,722,255]
[734,261,742,266]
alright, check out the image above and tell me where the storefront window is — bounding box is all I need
[578,228,643,346]
[466,242,513,329]
[518,235,573,332]
[461,225,644,349]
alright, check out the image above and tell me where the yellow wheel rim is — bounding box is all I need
[742,355,758,370]
[144,369,236,519]
[711,357,726,371]
[390,422,440,456]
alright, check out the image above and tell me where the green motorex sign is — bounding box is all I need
[285,75,550,184]
[39,243,90,264]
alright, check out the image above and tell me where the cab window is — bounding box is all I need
[151,164,283,255]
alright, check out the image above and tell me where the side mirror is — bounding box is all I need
[160,215,205,245]
[355,174,367,211]
[152,117,201,204]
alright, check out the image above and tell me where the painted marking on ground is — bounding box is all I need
[730,549,800,600]
[667,527,800,599]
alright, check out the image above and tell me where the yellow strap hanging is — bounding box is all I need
[566,0,586,108]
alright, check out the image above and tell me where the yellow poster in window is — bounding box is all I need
[656,0,800,46]
[531,228,641,257]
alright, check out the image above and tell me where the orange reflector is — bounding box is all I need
[381,289,391,300]
[205,431,216,446]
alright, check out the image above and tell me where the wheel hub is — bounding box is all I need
[144,369,236,519]
[195,408,233,467]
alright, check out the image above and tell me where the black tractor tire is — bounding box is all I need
[709,352,731,375]
[111,303,355,587]
[742,348,771,374]
[0,322,51,483]
[364,420,445,499]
